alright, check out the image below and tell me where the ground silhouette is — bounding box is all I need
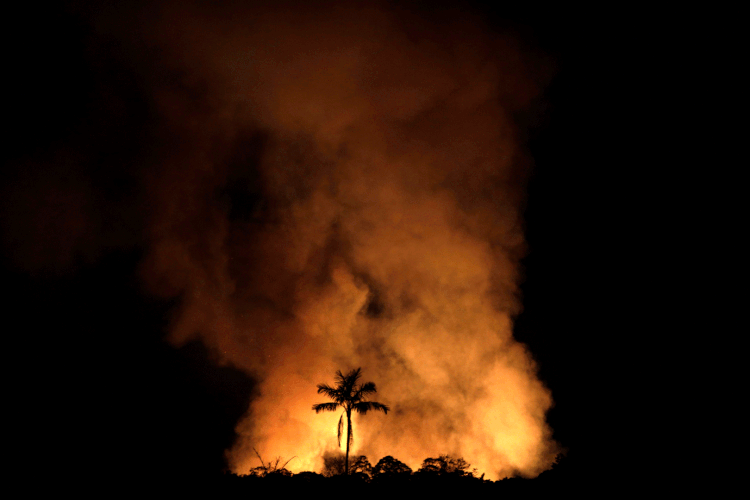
[212,453,574,498]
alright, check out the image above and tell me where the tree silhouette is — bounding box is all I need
[418,455,474,477]
[373,455,412,477]
[312,368,389,475]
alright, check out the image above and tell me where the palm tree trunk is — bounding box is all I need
[345,408,352,474]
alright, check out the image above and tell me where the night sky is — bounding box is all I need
[3,1,650,487]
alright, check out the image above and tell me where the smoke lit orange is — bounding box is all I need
[135,1,559,480]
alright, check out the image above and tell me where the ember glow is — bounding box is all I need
[129,1,559,480]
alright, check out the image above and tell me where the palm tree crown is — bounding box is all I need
[312,367,389,474]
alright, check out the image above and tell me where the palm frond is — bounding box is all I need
[317,383,340,400]
[335,368,362,398]
[313,402,340,413]
[359,381,377,394]
[352,401,390,415]
[354,381,377,400]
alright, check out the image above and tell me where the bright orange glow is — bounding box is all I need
[137,2,559,480]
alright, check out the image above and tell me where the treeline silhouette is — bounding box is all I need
[196,452,575,498]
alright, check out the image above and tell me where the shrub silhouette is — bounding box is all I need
[248,447,295,477]
[417,455,474,477]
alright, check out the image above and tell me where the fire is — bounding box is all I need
[134,1,559,480]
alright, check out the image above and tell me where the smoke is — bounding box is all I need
[113,1,556,479]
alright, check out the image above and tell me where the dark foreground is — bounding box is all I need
[120,453,594,498]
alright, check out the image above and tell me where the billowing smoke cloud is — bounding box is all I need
[116,1,556,479]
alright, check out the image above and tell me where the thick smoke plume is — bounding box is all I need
[117,1,556,479]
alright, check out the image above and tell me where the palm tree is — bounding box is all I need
[312,367,389,475]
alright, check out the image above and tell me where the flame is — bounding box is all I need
[132,1,559,480]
